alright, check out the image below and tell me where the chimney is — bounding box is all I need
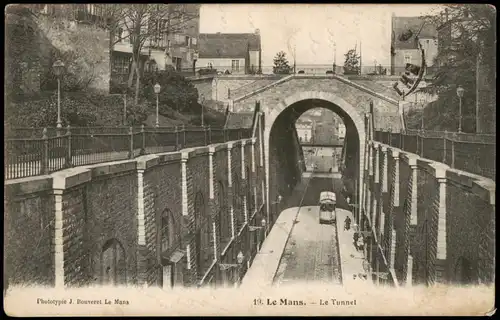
[255,28,260,35]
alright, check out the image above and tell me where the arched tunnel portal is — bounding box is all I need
[264,91,366,222]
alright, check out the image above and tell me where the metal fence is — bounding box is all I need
[5,125,252,180]
[374,130,496,181]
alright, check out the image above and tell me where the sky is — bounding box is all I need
[199,4,444,67]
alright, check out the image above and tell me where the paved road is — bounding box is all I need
[274,174,347,285]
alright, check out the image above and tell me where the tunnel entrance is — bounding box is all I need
[265,92,366,222]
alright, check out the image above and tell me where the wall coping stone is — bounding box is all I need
[390,147,401,158]
[6,139,255,196]
[5,176,53,197]
[188,146,211,158]
[417,158,447,178]
[90,161,137,179]
[401,152,419,166]
[471,179,496,205]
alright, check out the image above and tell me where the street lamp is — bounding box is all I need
[52,59,65,129]
[200,94,205,127]
[420,97,426,131]
[456,85,465,132]
[154,83,161,127]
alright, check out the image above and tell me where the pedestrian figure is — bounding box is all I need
[344,215,351,231]
[353,232,360,251]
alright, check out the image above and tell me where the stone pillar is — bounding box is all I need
[251,138,258,212]
[388,149,400,274]
[227,143,235,238]
[372,144,380,233]
[241,141,248,224]
[434,164,448,285]
[407,155,418,287]
[180,152,191,272]
[52,185,64,288]
[208,147,219,262]
[136,168,147,286]
[379,145,388,242]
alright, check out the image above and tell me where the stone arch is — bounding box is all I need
[264,91,367,215]
[217,180,231,244]
[194,191,213,279]
[100,238,126,286]
[158,207,181,254]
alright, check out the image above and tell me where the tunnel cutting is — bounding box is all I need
[264,91,366,221]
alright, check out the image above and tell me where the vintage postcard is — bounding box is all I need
[4,3,496,316]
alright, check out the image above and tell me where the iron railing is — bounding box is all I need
[5,125,252,180]
[374,130,496,180]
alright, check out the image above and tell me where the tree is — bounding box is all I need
[273,51,292,74]
[410,4,496,133]
[103,4,199,105]
[140,66,198,114]
[343,48,360,75]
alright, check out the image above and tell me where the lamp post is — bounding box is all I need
[420,97,425,131]
[154,83,161,127]
[200,94,205,127]
[52,60,65,130]
[456,85,465,132]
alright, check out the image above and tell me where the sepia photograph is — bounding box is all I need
[4,3,496,316]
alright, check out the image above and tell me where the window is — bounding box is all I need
[231,60,240,72]
[112,55,130,74]
[185,36,190,46]
[191,38,197,45]
[115,28,123,43]
[404,52,412,64]
[207,62,213,69]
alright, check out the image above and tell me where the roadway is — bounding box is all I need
[273,173,349,286]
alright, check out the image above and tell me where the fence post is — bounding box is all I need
[442,131,447,164]
[128,126,134,159]
[207,125,212,145]
[182,124,187,147]
[388,130,392,146]
[451,139,455,169]
[399,129,404,150]
[420,134,424,157]
[223,128,227,142]
[42,128,49,175]
[175,126,179,151]
[65,125,72,168]
[204,126,208,146]
[140,124,146,155]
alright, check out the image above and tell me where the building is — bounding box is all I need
[391,15,438,76]
[111,4,200,91]
[337,122,346,139]
[295,120,313,143]
[197,30,262,74]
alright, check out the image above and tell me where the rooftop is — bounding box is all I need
[392,16,438,50]
[198,31,261,59]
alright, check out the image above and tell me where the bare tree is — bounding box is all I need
[103,4,199,104]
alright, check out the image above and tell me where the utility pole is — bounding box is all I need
[293,45,297,74]
[333,42,337,74]
[359,41,362,75]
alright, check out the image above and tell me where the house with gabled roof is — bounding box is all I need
[197,29,262,74]
[391,14,438,76]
